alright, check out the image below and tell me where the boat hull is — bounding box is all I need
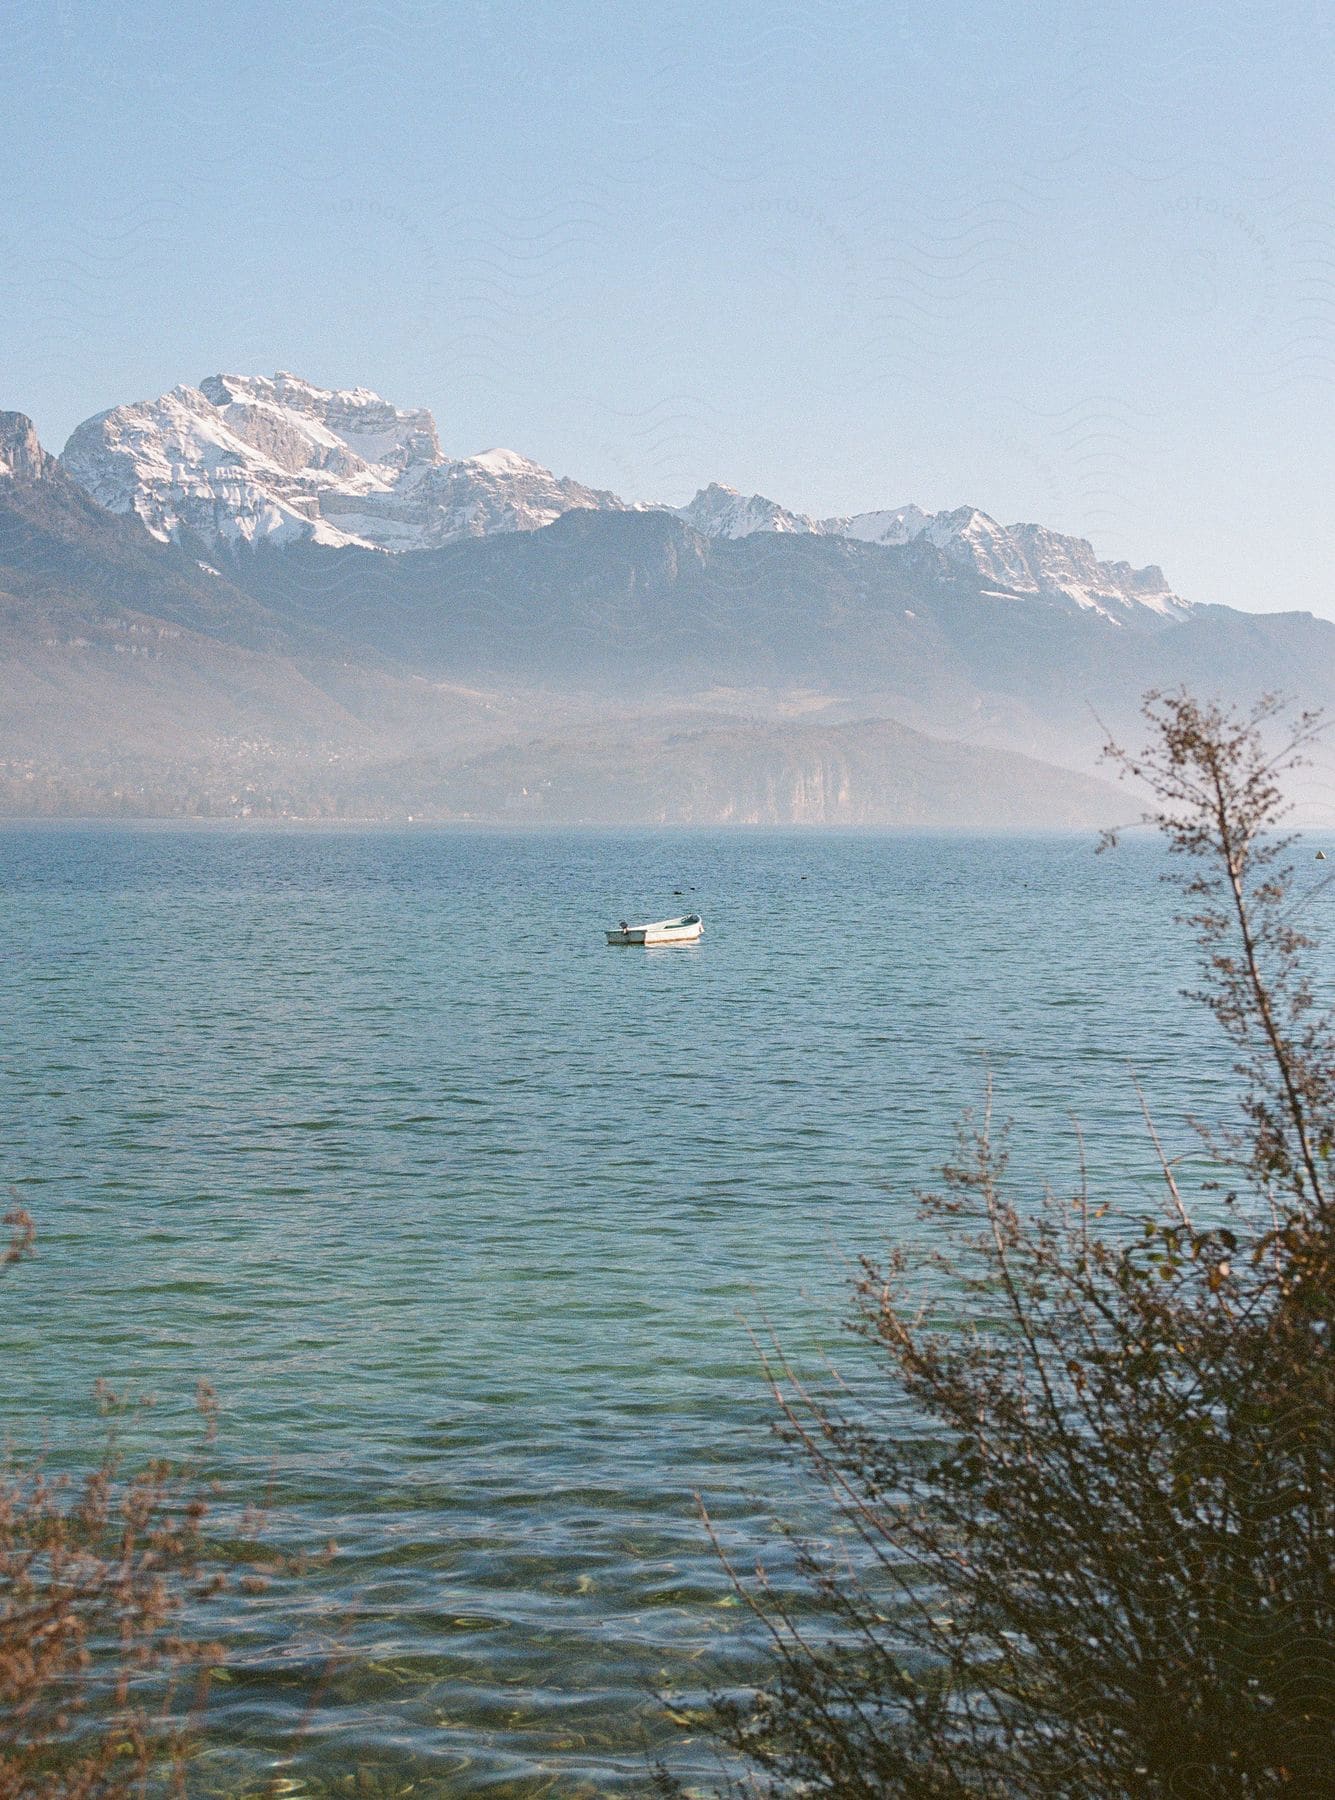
[605,916,703,946]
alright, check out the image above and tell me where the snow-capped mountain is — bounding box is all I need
[58,370,1189,626]
[671,482,824,539]
[61,372,629,552]
[673,485,1187,624]
[834,504,935,546]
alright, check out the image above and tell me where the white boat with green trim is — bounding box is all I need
[605,913,703,946]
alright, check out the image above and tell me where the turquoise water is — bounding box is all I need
[0,825,1276,1794]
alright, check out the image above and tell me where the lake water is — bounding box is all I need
[0,824,1291,1795]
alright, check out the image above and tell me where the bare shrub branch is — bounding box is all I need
[665,691,1335,1797]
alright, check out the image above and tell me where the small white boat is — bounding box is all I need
[606,913,703,946]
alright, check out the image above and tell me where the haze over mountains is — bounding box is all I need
[3,372,1333,825]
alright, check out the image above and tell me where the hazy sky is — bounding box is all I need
[3,0,1332,615]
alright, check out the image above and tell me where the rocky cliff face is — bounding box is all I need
[0,411,54,481]
[60,373,631,552]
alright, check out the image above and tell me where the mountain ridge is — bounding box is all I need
[5,399,1334,826]
[6,414,1128,824]
[60,371,1188,628]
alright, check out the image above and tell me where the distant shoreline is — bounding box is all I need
[0,812,1143,836]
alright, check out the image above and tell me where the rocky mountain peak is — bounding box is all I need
[197,371,443,475]
[466,448,543,476]
[673,482,822,538]
[58,373,629,552]
[0,411,53,480]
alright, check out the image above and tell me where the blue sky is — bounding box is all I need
[3,0,1332,614]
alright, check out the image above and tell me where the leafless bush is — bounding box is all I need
[667,692,1334,1797]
